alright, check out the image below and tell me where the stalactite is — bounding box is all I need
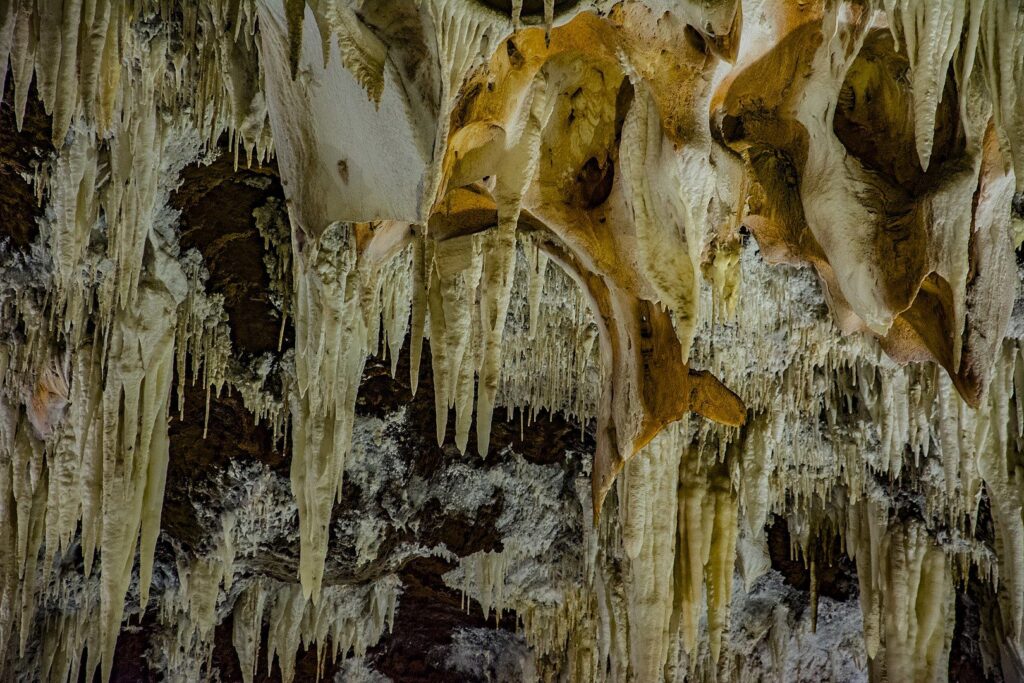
[262,576,400,683]
[619,84,703,360]
[290,221,367,600]
[289,220,411,600]
[174,250,232,427]
[427,232,483,451]
[474,72,554,456]
[849,503,956,683]
[96,278,178,681]
[884,0,967,171]
[620,425,681,681]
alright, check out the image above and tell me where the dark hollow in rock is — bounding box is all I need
[173,148,293,356]
[0,80,52,250]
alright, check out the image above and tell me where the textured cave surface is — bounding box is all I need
[2,1,1024,682]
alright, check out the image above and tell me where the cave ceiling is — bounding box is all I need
[1,0,1024,681]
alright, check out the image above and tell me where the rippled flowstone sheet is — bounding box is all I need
[1,0,1023,680]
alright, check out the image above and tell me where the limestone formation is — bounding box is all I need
[0,0,1023,680]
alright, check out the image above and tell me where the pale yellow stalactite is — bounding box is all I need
[101,58,165,318]
[0,397,45,660]
[427,233,483,451]
[380,245,413,377]
[477,74,553,456]
[884,0,967,171]
[850,506,956,683]
[97,280,177,682]
[704,465,739,664]
[47,129,99,334]
[673,452,739,662]
[409,232,428,394]
[620,84,704,361]
[525,242,549,342]
[621,426,682,681]
[290,222,365,600]
[233,581,268,683]
[9,0,37,130]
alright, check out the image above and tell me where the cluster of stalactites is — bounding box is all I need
[417,229,558,457]
[2,0,259,406]
[876,0,1021,380]
[848,501,957,683]
[598,424,739,681]
[717,0,1021,413]
[495,238,601,428]
[687,247,1024,679]
[0,3,258,675]
[5,1,1024,682]
[287,217,604,605]
[881,0,1024,187]
[289,222,412,600]
[281,1,1024,678]
[105,509,398,683]
[0,275,178,682]
[0,0,272,162]
[232,574,399,683]
[444,422,744,683]
[0,244,235,683]
[174,251,233,435]
[397,229,601,451]
[640,328,1024,682]
[445,251,1024,682]
[152,515,237,681]
[259,0,749,587]
[973,342,1024,666]
[456,542,518,621]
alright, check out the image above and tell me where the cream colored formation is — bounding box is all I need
[1,0,1023,680]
